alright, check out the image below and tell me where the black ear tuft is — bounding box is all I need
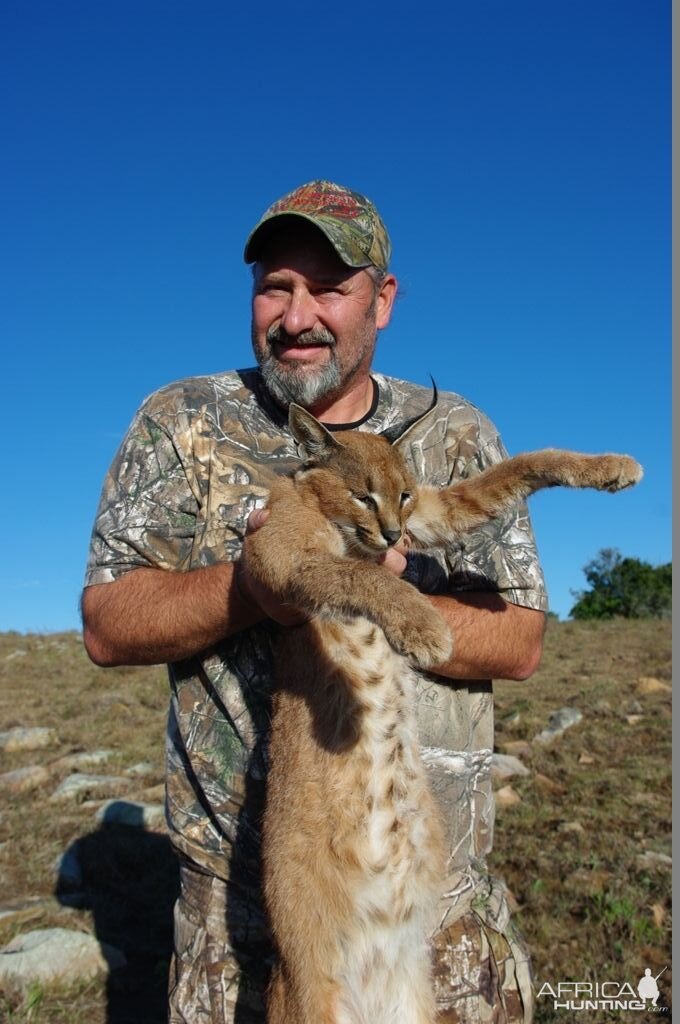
[381,378,439,446]
[289,404,343,463]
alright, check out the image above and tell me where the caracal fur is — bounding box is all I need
[243,399,642,1024]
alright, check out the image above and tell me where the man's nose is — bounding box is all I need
[279,289,317,336]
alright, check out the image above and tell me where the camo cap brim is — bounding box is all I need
[243,180,391,272]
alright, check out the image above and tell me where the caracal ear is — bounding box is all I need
[384,380,439,451]
[288,404,344,463]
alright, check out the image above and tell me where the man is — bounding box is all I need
[82,180,547,1023]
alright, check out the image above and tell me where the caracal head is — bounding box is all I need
[288,405,418,557]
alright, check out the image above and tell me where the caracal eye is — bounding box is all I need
[400,491,412,506]
[352,493,377,511]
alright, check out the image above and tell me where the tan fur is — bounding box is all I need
[244,406,642,1024]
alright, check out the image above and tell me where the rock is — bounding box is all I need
[635,677,672,697]
[0,897,49,928]
[566,868,611,894]
[499,710,522,731]
[578,751,595,765]
[3,649,27,662]
[0,727,57,753]
[534,707,583,744]
[650,902,666,928]
[124,761,155,778]
[625,699,644,714]
[52,750,115,771]
[534,773,566,795]
[636,851,672,872]
[593,699,613,716]
[95,799,165,829]
[0,927,125,993]
[557,821,585,836]
[625,714,644,725]
[497,740,532,758]
[0,764,51,794]
[49,773,132,803]
[494,785,522,808]
[491,753,530,783]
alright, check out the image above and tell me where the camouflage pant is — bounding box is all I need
[168,861,533,1024]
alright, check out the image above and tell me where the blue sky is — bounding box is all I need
[1,0,670,631]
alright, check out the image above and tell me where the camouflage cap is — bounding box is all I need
[243,180,392,272]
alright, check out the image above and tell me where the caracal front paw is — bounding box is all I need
[383,602,453,669]
[588,454,643,492]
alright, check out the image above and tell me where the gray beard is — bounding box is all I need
[258,353,343,408]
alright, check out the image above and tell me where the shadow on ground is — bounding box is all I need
[56,804,180,1024]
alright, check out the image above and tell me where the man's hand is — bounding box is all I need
[240,509,410,627]
[377,534,410,576]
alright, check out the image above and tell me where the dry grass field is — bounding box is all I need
[0,617,671,1023]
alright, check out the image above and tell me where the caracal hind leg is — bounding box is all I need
[267,961,340,1024]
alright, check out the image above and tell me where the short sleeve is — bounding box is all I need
[447,434,549,611]
[84,405,200,586]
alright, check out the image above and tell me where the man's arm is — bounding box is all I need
[427,592,545,681]
[82,522,544,675]
[81,563,266,667]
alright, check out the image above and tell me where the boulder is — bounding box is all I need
[494,785,522,809]
[49,773,132,803]
[0,727,57,753]
[491,753,530,783]
[124,761,156,778]
[565,868,611,894]
[51,750,115,772]
[534,773,566,795]
[635,677,671,697]
[557,820,585,836]
[0,764,51,794]
[636,850,672,872]
[0,927,125,993]
[534,707,583,744]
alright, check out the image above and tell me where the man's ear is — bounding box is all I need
[289,405,344,463]
[375,273,398,330]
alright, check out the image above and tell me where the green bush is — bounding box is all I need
[570,548,671,620]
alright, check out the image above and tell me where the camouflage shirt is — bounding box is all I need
[85,368,547,926]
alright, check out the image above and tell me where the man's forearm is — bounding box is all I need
[82,563,265,667]
[427,592,546,681]
[82,558,545,678]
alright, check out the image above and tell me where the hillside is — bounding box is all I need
[0,618,671,1022]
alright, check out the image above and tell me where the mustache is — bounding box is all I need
[266,324,336,349]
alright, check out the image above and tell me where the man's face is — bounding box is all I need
[251,223,395,409]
